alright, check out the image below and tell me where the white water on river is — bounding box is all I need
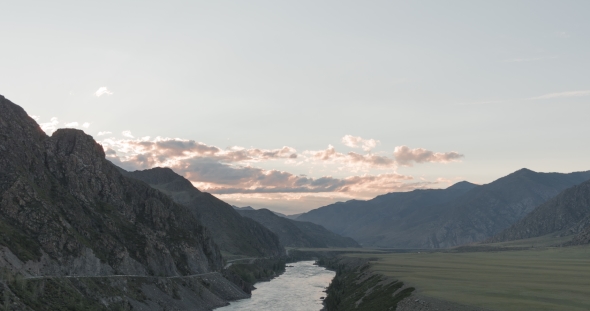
[217,261,335,311]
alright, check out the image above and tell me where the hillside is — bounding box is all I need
[297,181,478,248]
[489,179,590,245]
[299,169,590,248]
[0,95,223,276]
[236,209,359,248]
[127,168,284,258]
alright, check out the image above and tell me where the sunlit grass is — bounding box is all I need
[348,246,590,311]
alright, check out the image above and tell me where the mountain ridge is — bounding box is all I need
[126,167,284,258]
[298,170,590,248]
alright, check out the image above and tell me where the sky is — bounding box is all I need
[1,1,589,214]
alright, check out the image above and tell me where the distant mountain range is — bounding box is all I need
[236,208,359,248]
[232,205,302,220]
[298,169,590,248]
[489,179,590,245]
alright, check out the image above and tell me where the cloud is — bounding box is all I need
[101,133,461,205]
[122,131,134,138]
[305,145,395,170]
[95,87,113,97]
[393,145,464,167]
[101,136,298,167]
[39,117,59,135]
[82,122,90,128]
[502,56,557,63]
[101,136,429,196]
[29,115,40,121]
[64,122,79,127]
[97,131,112,136]
[342,135,380,151]
[306,144,464,170]
[172,157,415,196]
[528,90,590,100]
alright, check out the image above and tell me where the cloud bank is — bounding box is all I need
[101,134,463,199]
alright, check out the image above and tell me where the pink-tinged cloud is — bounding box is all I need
[306,145,395,169]
[102,137,431,196]
[393,145,464,166]
[177,158,416,195]
[101,137,297,167]
[101,136,461,203]
[342,135,380,151]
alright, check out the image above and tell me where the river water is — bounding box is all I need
[217,261,335,311]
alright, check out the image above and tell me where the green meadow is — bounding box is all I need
[348,245,590,311]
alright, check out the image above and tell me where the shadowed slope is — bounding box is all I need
[237,209,359,248]
[126,168,284,258]
[489,179,590,245]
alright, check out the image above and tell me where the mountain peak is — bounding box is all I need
[128,167,198,192]
[51,128,105,159]
[447,181,478,191]
[513,168,536,175]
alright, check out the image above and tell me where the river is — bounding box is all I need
[217,261,335,311]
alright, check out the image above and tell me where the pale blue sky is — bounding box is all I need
[1,1,589,213]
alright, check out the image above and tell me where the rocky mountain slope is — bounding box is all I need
[126,168,284,258]
[299,169,590,248]
[489,179,590,245]
[237,209,360,248]
[0,95,224,277]
[0,95,251,310]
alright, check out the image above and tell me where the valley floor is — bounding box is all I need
[346,245,590,311]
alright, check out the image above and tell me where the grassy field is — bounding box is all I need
[287,247,383,253]
[347,245,590,311]
[485,232,575,248]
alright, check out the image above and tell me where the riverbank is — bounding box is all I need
[287,248,493,311]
